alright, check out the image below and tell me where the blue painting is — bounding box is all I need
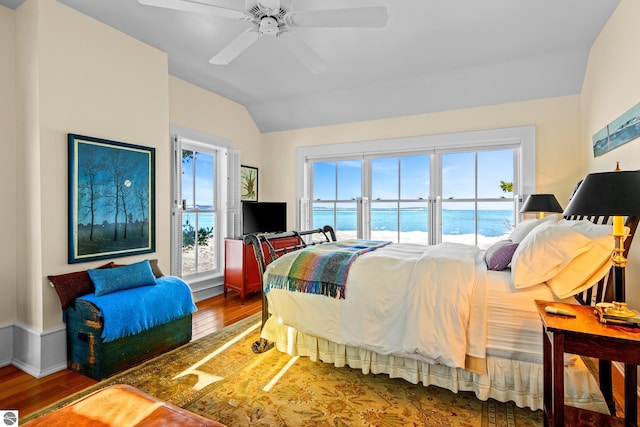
[68,134,155,263]
[593,101,640,157]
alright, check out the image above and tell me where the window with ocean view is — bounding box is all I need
[441,149,515,248]
[312,159,362,240]
[301,127,531,249]
[181,148,217,275]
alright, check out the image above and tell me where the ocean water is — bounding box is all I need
[184,208,515,238]
[313,208,514,237]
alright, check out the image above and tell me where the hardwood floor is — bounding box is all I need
[1,291,636,422]
[0,291,262,419]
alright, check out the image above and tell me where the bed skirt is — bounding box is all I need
[261,316,609,413]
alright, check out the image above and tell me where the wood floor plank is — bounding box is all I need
[0,292,261,417]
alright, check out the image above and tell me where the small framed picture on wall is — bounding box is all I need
[241,165,258,201]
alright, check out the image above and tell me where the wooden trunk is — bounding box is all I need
[65,299,192,380]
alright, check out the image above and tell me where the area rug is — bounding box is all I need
[23,313,543,426]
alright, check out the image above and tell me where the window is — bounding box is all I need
[369,154,430,243]
[298,127,534,248]
[440,148,515,247]
[180,147,216,275]
[171,127,239,287]
[312,159,362,240]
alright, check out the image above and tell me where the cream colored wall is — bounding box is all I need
[262,95,583,230]
[15,0,42,330]
[12,1,263,332]
[168,76,261,163]
[581,0,640,308]
[0,5,17,325]
[15,0,170,330]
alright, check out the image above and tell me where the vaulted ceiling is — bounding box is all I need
[1,0,620,132]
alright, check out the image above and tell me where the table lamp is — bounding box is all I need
[520,194,563,218]
[563,164,640,317]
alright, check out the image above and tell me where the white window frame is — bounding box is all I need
[296,126,535,238]
[170,126,239,296]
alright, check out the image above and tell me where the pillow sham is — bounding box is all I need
[484,240,519,271]
[545,220,614,298]
[546,252,612,299]
[48,262,114,310]
[511,222,593,289]
[89,259,157,297]
[508,214,559,243]
[558,219,613,243]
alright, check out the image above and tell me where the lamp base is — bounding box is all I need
[605,301,636,318]
[594,302,640,326]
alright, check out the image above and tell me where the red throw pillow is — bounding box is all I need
[48,262,114,310]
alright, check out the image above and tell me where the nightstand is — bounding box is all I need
[535,300,640,427]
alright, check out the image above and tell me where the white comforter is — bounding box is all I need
[264,242,488,371]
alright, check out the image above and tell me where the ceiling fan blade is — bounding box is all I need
[138,0,249,21]
[288,6,388,28]
[209,28,260,65]
[279,32,327,74]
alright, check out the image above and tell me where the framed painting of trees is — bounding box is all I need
[68,134,155,263]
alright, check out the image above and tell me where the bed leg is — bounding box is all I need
[250,289,274,353]
[251,338,274,353]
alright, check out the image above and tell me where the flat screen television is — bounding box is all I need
[242,202,287,235]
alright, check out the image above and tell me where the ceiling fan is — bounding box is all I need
[138,0,388,73]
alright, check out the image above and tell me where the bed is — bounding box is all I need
[244,215,639,414]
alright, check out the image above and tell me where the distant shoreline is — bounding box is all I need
[334,230,508,249]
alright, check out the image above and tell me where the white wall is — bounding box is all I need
[262,95,583,231]
[168,76,262,166]
[0,5,17,327]
[0,5,18,366]
[581,0,640,308]
[29,0,171,330]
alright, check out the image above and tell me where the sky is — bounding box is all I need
[313,148,514,206]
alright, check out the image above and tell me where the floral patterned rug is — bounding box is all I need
[24,313,543,426]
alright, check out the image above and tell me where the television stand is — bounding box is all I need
[223,235,300,303]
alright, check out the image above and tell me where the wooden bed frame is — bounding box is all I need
[245,216,640,415]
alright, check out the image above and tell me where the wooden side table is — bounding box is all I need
[535,300,640,427]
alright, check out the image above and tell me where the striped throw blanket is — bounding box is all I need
[265,239,391,299]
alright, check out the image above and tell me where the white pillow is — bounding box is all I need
[547,254,611,299]
[511,221,593,289]
[509,214,559,243]
[546,220,614,298]
[557,219,616,244]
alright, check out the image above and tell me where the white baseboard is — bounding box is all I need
[188,273,224,303]
[8,322,67,378]
[0,322,13,368]
[192,282,223,302]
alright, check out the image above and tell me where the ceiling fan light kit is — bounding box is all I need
[138,0,388,72]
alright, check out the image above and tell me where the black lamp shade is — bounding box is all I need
[520,194,563,214]
[563,170,640,217]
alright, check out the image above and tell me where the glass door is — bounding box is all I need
[180,148,217,275]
